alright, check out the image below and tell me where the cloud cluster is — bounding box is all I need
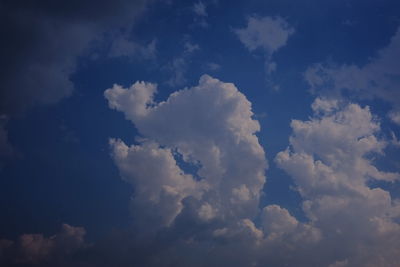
[4,76,398,266]
[104,76,400,266]
[305,27,400,125]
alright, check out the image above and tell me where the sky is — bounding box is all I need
[1,0,400,266]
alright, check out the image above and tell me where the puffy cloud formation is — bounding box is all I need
[0,224,87,266]
[276,98,400,266]
[103,75,324,266]
[105,75,267,235]
[8,76,391,266]
[305,27,400,125]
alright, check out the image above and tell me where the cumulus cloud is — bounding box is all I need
[0,224,87,266]
[305,27,400,125]
[276,98,400,266]
[105,75,267,235]
[102,75,325,266]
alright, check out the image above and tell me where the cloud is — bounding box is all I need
[234,15,294,92]
[102,75,323,266]
[105,75,267,236]
[276,98,400,266]
[234,16,294,74]
[0,224,87,266]
[104,75,400,266]
[305,27,400,125]
[0,0,150,116]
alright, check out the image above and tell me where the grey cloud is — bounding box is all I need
[0,224,87,266]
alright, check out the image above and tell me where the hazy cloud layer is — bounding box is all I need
[0,0,149,116]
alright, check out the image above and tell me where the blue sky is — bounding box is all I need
[1,0,400,266]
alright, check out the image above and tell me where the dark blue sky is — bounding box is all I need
[1,1,400,266]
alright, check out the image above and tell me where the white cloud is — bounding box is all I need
[276,98,400,266]
[305,27,400,125]
[105,74,267,234]
[234,16,294,65]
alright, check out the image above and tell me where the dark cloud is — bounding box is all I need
[0,0,149,115]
